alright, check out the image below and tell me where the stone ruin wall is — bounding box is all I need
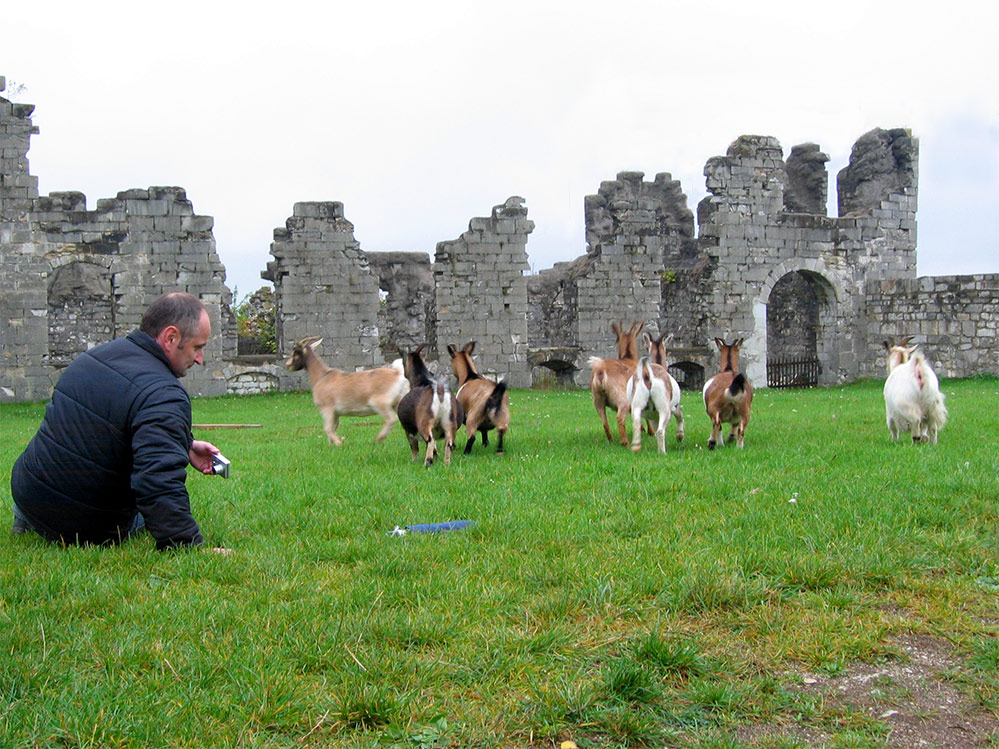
[2,73,997,403]
[866,274,999,378]
[432,197,533,387]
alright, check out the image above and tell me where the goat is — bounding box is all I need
[396,345,463,467]
[589,321,644,446]
[447,342,510,455]
[625,356,674,453]
[702,337,753,449]
[883,337,948,443]
[645,332,686,442]
[286,337,410,446]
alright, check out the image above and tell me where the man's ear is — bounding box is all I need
[159,324,182,350]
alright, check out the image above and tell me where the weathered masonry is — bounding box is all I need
[2,74,996,402]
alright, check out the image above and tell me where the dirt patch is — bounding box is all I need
[740,634,998,747]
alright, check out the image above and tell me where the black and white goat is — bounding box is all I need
[396,345,463,467]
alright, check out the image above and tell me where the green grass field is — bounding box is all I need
[2,378,997,747]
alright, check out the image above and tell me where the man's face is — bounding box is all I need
[160,310,212,377]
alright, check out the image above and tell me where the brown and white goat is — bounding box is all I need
[447,341,510,455]
[286,337,410,446]
[396,345,463,467]
[883,336,948,443]
[645,332,685,442]
[589,321,644,446]
[702,337,753,449]
[625,356,675,453]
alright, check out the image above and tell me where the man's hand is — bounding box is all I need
[189,440,220,475]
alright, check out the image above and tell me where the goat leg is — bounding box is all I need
[616,407,629,446]
[423,433,436,468]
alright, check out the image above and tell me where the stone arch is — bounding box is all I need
[753,259,845,387]
[46,260,114,366]
[527,347,582,388]
[668,361,705,392]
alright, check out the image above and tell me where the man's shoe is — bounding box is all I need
[11,514,30,534]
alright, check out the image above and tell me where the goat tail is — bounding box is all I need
[931,396,949,430]
[431,381,445,421]
[588,356,606,386]
[727,372,747,399]
[485,380,508,417]
[638,355,654,390]
[910,352,930,390]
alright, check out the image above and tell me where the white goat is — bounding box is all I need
[645,332,685,443]
[286,337,410,446]
[625,356,674,453]
[883,337,948,443]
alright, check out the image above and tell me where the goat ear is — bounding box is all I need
[734,338,744,348]
[883,339,891,350]
[714,337,725,349]
[465,341,477,354]
[611,322,621,337]
[309,338,324,350]
[900,336,914,347]
[446,344,457,357]
[415,343,427,356]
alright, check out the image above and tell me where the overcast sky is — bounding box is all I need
[5,1,997,299]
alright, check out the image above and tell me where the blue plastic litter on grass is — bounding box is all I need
[389,520,474,536]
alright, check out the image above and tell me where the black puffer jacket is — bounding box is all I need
[11,330,204,549]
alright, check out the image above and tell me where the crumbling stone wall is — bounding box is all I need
[528,172,692,384]
[1,77,237,401]
[696,130,920,386]
[432,197,533,387]
[364,251,433,360]
[784,143,829,214]
[263,202,382,380]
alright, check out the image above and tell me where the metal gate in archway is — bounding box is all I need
[766,356,820,388]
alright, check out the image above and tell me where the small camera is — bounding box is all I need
[211,453,231,479]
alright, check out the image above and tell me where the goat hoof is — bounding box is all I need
[708,441,716,450]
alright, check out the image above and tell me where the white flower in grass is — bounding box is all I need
[789,492,799,504]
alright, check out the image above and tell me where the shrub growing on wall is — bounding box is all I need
[234,287,277,355]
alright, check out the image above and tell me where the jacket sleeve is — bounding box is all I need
[130,385,204,549]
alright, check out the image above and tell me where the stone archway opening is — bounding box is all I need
[668,361,705,392]
[765,270,838,387]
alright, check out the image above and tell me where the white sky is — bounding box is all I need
[5,1,997,300]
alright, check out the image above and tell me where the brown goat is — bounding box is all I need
[447,342,510,455]
[588,321,644,445]
[286,337,410,446]
[396,345,463,467]
[702,337,753,449]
